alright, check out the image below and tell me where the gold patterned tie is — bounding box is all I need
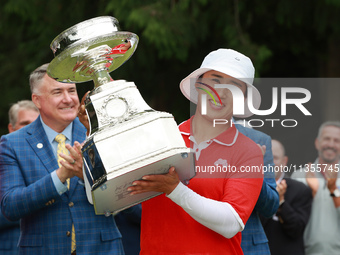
[55,134,76,253]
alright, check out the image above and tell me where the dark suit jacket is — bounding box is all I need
[115,204,142,255]
[0,117,124,255]
[261,178,313,255]
[236,124,279,255]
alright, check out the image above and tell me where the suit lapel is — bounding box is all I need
[26,119,70,201]
[26,118,59,174]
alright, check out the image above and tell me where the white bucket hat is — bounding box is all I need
[180,48,261,118]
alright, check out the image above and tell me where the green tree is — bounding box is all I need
[1,0,340,139]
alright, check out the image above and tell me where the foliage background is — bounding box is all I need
[1,0,340,167]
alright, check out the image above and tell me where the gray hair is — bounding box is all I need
[317,121,340,139]
[29,63,49,94]
[9,100,39,128]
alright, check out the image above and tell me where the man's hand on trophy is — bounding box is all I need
[128,167,180,196]
[78,91,90,136]
[56,141,84,182]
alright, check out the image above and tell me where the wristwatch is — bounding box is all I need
[330,189,340,197]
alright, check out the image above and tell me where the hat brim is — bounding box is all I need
[179,67,261,118]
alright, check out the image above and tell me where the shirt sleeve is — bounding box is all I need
[167,182,243,238]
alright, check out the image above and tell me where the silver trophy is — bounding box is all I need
[47,16,195,215]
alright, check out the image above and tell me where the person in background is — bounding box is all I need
[0,100,39,255]
[8,100,40,133]
[291,121,340,255]
[128,49,264,254]
[261,139,312,255]
[0,63,124,255]
[234,122,279,255]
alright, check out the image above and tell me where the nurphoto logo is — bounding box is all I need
[200,84,312,128]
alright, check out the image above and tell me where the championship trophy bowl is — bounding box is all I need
[47,16,195,215]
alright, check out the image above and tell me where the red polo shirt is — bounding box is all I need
[140,118,263,255]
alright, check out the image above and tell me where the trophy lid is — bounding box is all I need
[47,16,138,85]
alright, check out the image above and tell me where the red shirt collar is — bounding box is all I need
[179,117,239,147]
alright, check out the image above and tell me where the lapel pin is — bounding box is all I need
[37,143,43,149]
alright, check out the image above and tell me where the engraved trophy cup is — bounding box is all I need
[47,16,195,215]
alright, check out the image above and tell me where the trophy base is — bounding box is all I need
[88,150,194,215]
[82,111,195,215]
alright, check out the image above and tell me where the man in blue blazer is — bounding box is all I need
[0,64,124,255]
[236,123,280,255]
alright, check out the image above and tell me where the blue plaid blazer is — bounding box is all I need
[236,124,279,255]
[0,117,124,255]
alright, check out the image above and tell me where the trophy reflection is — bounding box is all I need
[47,16,195,215]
